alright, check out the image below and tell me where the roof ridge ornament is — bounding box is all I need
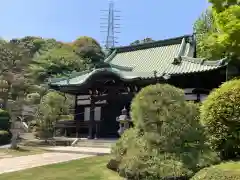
[172,56,182,65]
[172,38,186,65]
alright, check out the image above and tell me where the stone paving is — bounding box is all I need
[0,152,13,158]
[0,152,93,175]
[43,146,111,155]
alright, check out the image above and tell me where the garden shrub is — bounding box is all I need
[130,84,210,169]
[109,128,142,171]
[191,161,240,180]
[0,109,10,130]
[118,145,193,180]
[111,84,218,179]
[200,79,240,160]
[111,128,141,161]
[0,130,11,145]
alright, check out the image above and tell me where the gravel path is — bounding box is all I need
[0,153,93,175]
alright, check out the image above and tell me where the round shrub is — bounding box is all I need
[200,79,240,160]
[130,84,205,157]
[119,148,193,180]
[111,84,218,179]
[191,161,240,180]
[0,109,10,130]
[26,92,41,104]
[0,130,11,145]
[109,128,143,172]
[111,128,141,161]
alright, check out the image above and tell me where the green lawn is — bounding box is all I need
[216,161,240,171]
[0,155,123,180]
[0,146,47,158]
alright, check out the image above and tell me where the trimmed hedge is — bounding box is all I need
[0,109,10,130]
[110,84,218,179]
[111,128,141,161]
[200,79,240,160]
[118,145,193,180]
[130,84,209,169]
[191,161,240,180]
[0,130,11,145]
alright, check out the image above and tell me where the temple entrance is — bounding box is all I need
[100,94,131,138]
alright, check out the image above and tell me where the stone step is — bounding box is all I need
[74,139,117,148]
[20,133,37,140]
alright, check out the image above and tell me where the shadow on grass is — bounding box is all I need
[14,147,31,152]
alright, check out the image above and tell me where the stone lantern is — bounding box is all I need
[116,107,131,136]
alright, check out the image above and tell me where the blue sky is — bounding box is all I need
[0,0,209,46]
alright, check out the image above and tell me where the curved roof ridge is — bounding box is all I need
[49,69,91,84]
[49,68,143,86]
[104,49,117,63]
[181,56,229,66]
[112,34,193,53]
[109,63,133,71]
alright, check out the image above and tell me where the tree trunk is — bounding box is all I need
[10,132,18,149]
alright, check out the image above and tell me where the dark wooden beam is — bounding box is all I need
[74,95,79,138]
[88,94,95,139]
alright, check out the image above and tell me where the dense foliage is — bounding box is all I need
[200,79,240,160]
[0,109,10,130]
[71,36,105,65]
[194,1,240,61]
[0,35,103,148]
[191,161,240,180]
[34,91,72,139]
[111,128,141,161]
[29,45,87,82]
[130,37,154,45]
[130,84,205,157]
[111,84,218,179]
[0,130,11,145]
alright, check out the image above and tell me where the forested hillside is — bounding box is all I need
[0,36,105,142]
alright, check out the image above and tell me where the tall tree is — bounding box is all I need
[194,8,218,58]
[28,45,87,83]
[0,42,33,149]
[0,42,30,108]
[35,91,71,139]
[209,0,240,12]
[194,1,240,61]
[130,37,154,45]
[71,36,105,65]
[10,36,63,58]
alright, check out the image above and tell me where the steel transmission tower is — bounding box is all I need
[100,1,121,49]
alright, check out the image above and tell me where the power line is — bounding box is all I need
[100,0,121,49]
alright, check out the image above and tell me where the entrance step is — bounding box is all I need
[20,133,37,141]
[74,139,117,148]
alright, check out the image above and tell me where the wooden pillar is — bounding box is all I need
[53,127,56,137]
[95,122,99,139]
[64,128,67,137]
[196,93,200,102]
[88,94,95,139]
[75,95,79,138]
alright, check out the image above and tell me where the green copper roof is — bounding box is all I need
[104,35,228,75]
[49,68,157,86]
[49,35,229,87]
